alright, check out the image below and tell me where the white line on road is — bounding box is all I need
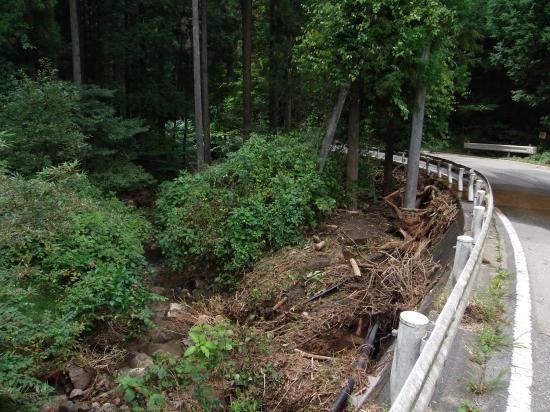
[497,209,533,412]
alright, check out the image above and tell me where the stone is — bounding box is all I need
[41,395,68,412]
[145,339,184,357]
[118,367,146,377]
[165,302,184,319]
[147,327,180,343]
[58,400,78,412]
[129,352,154,368]
[307,256,331,270]
[99,403,119,412]
[68,365,91,390]
[69,388,84,399]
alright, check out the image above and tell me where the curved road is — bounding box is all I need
[436,153,550,412]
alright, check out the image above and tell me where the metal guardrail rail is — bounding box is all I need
[464,142,536,155]
[393,152,493,411]
[365,148,493,412]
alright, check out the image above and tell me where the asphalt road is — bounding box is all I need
[434,153,550,412]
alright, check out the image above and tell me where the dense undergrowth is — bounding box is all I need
[0,163,157,406]
[156,134,339,285]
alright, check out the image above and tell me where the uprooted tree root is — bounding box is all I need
[162,172,459,411]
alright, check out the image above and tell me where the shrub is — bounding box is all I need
[0,69,88,175]
[116,321,266,411]
[0,163,155,405]
[156,134,336,281]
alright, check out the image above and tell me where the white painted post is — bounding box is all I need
[458,168,464,192]
[447,163,453,185]
[401,152,406,164]
[475,189,486,207]
[474,179,483,196]
[468,170,476,201]
[452,235,473,283]
[390,311,429,403]
[425,158,430,173]
[376,147,380,158]
[437,160,442,178]
[472,206,485,244]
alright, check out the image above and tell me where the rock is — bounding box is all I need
[129,352,154,368]
[145,339,184,358]
[112,398,122,406]
[42,396,78,412]
[119,367,146,377]
[307,256,331,270]
[148,327,180,343]
[68,365,91,390]
[69,388,84,399]
[41,395,68,412]
[150,301,170,321]
[165,302,184,319]
[99,403,119,412]
[92,402,101,409]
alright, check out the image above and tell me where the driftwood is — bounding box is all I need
[272,297,288,311]
[350,258,361,277]
[294,348,333,361]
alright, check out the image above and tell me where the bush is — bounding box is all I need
[156,134,336,281]
[0,69,89,175]
[0,163,155,405]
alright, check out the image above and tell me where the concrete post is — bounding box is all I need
[475,189,486,208]
[447,163,453,185]
[425,158,430,173]
[376,147,380,158]
[437,160,442,178]
[390,311,429,403]
[468,171,476,202]
[472,206,485,244]
[401,152,406,165]
[452,235,473,283]
[474,179,483,196]
[458,168,464,192]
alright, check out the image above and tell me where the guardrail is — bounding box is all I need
[367,149,493,411]
[464,142,536,155]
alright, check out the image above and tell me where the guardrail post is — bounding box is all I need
[452,235,473,283]
[447,163,453,185]
[401,152,406,165]
[472,206,485,244]
[390,311,429,403]
[458,168,464,192]
[474,179,483,195]
[468,170,476,201]
[474,189,486,208]
[437,160,442,178]
[376,147,381,159]
[425,158,430,173]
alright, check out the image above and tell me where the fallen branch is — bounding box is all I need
[350,258,361,277]
[272,297,288,311]
[294,348,333,361]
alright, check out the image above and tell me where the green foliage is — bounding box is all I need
[156,134,336,281]
[75,86,155,193]
[0,163,155,404]
[487,0,549,127]
[0,68,89,175]
[117,321,264,411]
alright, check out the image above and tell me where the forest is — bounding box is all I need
[0,0,548,411]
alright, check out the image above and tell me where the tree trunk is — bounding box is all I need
[383,136,395,196]
[404,46,431,208]
[201,0,211,164]
[69,0,82,86]
[268,0,279,132]
[346,81,361,209]
[192,0,205,168]
[318,85,350,172]
[242,0,252,138]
